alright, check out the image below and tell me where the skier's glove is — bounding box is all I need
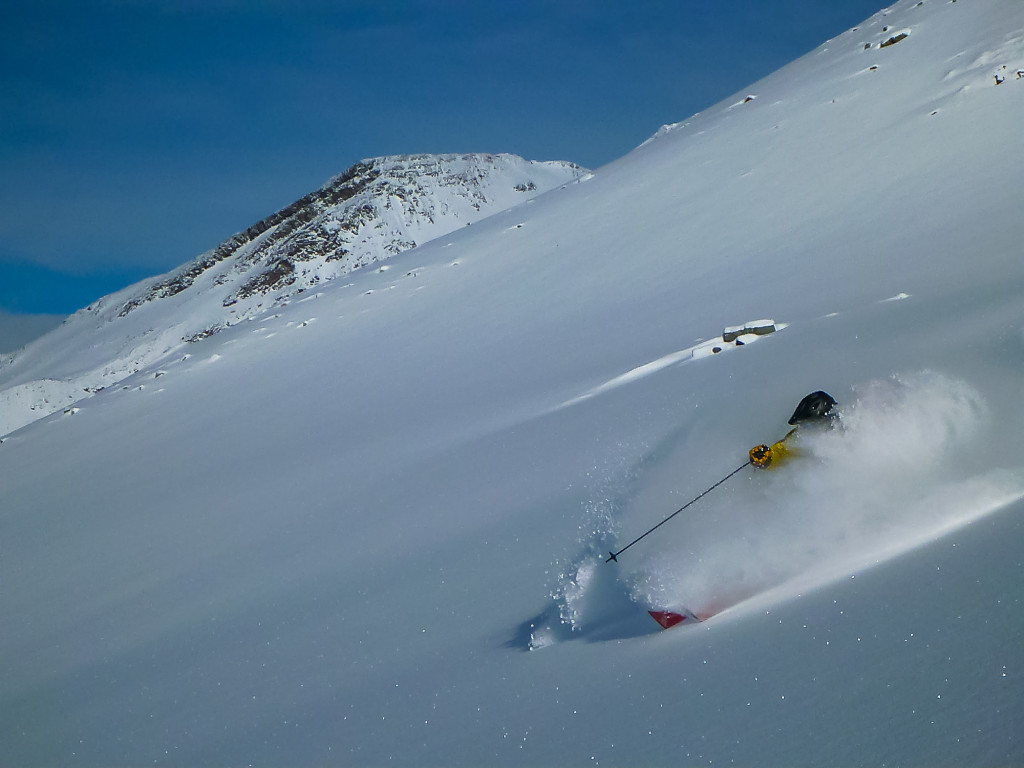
[750,444,772,468]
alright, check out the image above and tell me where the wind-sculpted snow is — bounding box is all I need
[555,320,785,410]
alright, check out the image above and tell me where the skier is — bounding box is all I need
[607,391,840,565]
[749,390,837,469]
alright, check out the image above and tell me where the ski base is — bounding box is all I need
[648,608,702,629]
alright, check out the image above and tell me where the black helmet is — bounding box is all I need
[788,391,837,425]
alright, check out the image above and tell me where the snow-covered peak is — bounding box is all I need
[112,153,587,323]
[0,153,588,436]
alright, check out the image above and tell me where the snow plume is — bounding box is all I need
[549,483,621,634]
[523,449,657,649]
[633,372,1024,619]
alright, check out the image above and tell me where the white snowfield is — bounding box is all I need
[3,0,1024,765]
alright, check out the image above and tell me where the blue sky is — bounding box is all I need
[1,0,885,316]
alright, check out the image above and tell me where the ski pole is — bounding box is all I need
[606,459,752,563]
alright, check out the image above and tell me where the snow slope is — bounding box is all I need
[2,1,1024,765]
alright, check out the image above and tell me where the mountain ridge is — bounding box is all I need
[113,153,588,321]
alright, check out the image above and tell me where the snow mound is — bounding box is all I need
[557,320,786,409]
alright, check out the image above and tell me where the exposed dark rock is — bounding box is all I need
[182,326,223,343]
[880,32,909,48]
[231,259,297,304]
[723,321,776,343]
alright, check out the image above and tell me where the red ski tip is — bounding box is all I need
[648,610,688,629]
